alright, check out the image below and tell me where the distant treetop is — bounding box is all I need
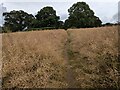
[64,2,102,29]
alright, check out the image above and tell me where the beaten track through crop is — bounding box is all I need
[1,26,119,89]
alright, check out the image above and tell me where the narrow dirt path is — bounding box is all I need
[63,30,77,88]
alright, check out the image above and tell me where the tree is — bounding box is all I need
[55,21,64,29]
[0,26,2,33]
[35,6,60,28]
[64,2,102,29]
[102,23,114,27]
[3,10,35,32]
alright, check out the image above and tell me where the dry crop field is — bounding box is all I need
[2,26,119,88]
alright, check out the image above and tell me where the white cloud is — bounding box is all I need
[111,13,118,23]
[0,3,7,26]
[1,0,120,3]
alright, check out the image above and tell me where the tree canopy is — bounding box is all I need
[3,2,103,32]
[64,2,102,29]
[3,10,35,32]
[35,6,60,28]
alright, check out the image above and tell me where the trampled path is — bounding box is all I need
[63,30,77,88]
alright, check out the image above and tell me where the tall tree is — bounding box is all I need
[35,6,60,28]
[64,2,102,29]
[3,10,35,32]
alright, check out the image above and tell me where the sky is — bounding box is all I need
[0,0,119,26]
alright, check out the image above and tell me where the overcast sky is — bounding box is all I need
[0,0,119,26]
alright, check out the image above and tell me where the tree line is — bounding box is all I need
[3,2,103,32]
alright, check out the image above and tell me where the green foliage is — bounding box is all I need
[35,6,60,28]
[102,23,114,27]
[27,27,56,31]
[2,27,12,33]
[3,10,35,32]
[56,21,64,29]
[0,26,2,33]
[3,2,103,32]
[64,2,102,28]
